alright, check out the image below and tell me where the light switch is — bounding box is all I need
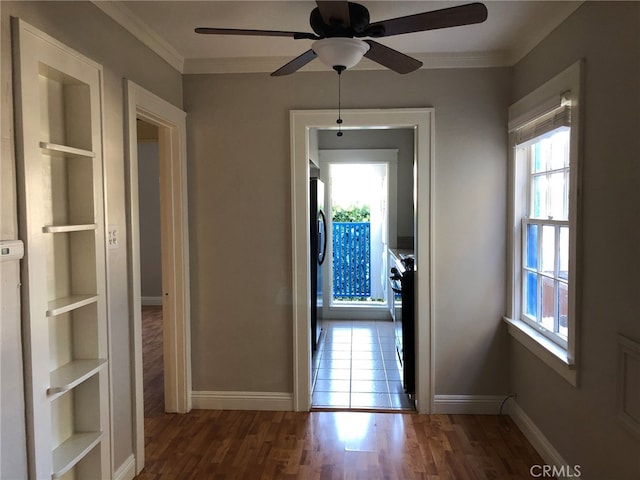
[0,240,25,262]
[108,225,119,249]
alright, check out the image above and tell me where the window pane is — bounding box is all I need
[559,226,569,280]
[548,172,567,220]
[525,224,538,269]
[532,143,545,173]
[524,271,538,319]
[558,281,568,339]
[531,175,548,218]
[541,225,555,276]
[541,276,555,332]
[549,128,570,170]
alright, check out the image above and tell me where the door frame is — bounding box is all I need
[124,80,191,473]
[290,108,434,413]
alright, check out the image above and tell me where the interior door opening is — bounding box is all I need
[125,79,191,474]
[136,120,165,418]
[308,130,417,411]
[291,108,433,414]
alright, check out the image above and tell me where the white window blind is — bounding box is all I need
[509,93,572,145]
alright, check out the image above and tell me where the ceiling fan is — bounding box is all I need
[195,1,489,76]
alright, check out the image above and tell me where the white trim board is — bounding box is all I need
[617,334,640,439]
[184,51,510,75]
[290,108,434,414]
[124,80,191,476]
[113,455,136,480]
[92,1,184,72]
[141,296,162,306]
[505,400,579,480]
[192,391,294,411]
[432,395,507,415]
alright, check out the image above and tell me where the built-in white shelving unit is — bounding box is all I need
[13,18,111,479]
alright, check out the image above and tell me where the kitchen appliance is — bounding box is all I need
[388,251,415,394]
[310,178,327,353]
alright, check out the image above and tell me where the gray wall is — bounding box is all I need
[137,142,163,299]
[5,2,635,478]
[509,2,640,478]
[0,1,182,474]
[184,66,510,396]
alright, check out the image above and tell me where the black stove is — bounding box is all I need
[389,253,415,395]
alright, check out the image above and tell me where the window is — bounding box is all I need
[521,122,571,347]
[505,61,582,385]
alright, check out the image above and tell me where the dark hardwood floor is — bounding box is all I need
[136,308,546,479]
[142,305,165,417]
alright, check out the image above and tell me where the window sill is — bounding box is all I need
[504,316,577,387]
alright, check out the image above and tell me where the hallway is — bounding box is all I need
[312,320,414,411]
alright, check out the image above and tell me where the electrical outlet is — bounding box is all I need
[108,225,119,249]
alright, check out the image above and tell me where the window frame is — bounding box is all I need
[504,60,582,386]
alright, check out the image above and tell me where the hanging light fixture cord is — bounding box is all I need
[334,66,346,137]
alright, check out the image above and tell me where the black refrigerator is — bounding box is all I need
[310,178,327,353]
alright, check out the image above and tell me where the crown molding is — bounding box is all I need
[508,1,583,64]
[92,1,185,73]
[184,50,510,75]
[91,0,576,76]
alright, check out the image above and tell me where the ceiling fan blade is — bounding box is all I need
[195,27,318,40]
[363,40,423,74]
[367,2,488,37]
[271,49,318,76]
[315,1,351,27]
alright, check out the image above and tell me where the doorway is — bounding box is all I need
[330,163,387,303]
[291,108,434,413]
[311,142,410,410]
[136,120,165,417]
[125,80,191,474]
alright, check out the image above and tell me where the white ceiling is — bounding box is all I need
[94,1,582,74]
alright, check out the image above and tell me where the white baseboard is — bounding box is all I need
[141,296,162,306]
[432,395,506,414]
[192,391,294,411]
[505,400,579,480]
[113,454,136,480]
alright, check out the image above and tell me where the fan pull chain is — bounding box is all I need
[334,66,346,137]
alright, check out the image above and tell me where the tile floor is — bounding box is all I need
[311,319,415,411]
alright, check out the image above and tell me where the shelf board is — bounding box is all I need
[46,294,98,317]
[48,359,107,397]
[43,224,97,233]
[39,142,95,159]
[52,431,103,479]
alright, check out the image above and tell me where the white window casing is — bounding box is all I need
[505,60,582,386]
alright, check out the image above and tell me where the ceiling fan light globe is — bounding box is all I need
[312,38,370,70]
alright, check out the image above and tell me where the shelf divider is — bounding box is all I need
[39,142,95,159]
[48,359,107,398]
[43,224,97,234]
[46,294,99,317]
[52,431,103,479]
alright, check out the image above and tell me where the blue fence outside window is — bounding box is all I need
[332,222,371,298]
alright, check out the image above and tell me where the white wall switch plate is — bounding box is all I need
[108,225,119,249]
[0,240,25,262]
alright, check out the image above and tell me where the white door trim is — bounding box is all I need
[124,80,191,474]
[290,109,434,413]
